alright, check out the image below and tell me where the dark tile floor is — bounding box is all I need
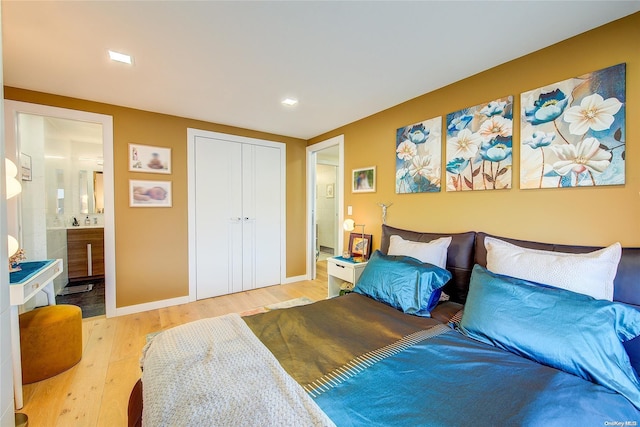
[55,279,105,318]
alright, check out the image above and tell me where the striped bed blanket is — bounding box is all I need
[139,294,640,425]
[140,313,334,427]
[311,326,640,426]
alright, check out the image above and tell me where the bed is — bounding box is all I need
[130,225,640,425]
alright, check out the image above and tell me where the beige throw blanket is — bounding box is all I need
[140,313,335,426]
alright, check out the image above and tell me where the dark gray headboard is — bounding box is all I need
[474,232,640,307]
[380,225,640,372]
[381,225,475,304]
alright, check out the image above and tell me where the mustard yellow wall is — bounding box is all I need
[311,13,640,249]
[3,88,308,307]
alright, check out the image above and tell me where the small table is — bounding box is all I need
[9,259,63,409]
[326,256,368,298]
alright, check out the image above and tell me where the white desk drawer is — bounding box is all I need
[10,259,63,305]
[327,261,353,282]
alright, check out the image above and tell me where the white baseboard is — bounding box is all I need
[113,295,190,317]
[112,276,313,317]
[283,274,309,284]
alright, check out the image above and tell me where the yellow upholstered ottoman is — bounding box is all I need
[19,304,82,384]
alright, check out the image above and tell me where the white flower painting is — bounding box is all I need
[520,63,625,189]
[445,96,514,191]
[395,117,442,194]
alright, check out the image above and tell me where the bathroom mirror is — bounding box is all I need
[79,170,90,214]
[94,171,104,213]
[55,169,64,214]
[78,170,104,214]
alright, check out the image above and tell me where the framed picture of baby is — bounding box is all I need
[352,166,376,193]
[129,180,172,207]
[129,143,171,174]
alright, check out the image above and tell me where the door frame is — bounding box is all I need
[306,135,344,280]
[187,128,287,301]
[3,100,116,317]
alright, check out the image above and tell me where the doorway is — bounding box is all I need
[306,135,344,280]
[316,155,338,261]
[4,101,115,317]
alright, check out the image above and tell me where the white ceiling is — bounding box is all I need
[3,1,639,140]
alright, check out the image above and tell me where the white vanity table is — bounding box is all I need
[9,259,63,409]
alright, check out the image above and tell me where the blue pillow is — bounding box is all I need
[353,250,452,317]
[460,265,640,409]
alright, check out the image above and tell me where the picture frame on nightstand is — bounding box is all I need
[348,233,372,261]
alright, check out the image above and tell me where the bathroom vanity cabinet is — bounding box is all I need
[66,227,104,281]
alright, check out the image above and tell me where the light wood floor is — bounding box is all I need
[19,261,329,426]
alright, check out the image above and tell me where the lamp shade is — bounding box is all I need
[343,218,355,231]
[8,235,19,257]
[6,176,22,199]
[5,158,18,178]
[5,159,22,199]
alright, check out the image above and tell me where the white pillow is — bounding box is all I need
[484,236,621,301]
[388,235,452,268]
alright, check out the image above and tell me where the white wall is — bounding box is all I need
[46,229,68,295]
[0,8,17,425]
[0,138,16,427]
[17,114,47,261]
[316,163,337,252]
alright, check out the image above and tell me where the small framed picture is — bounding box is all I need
[326,183,335,198]
[352,166,376,193]
[20,153,32,181]
[129,180,172,207]
[129,143,171,174]
[348,232,373,261]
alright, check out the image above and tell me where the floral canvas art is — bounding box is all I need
[520,63,625,189]
[395,117,442,193]
[445,96,513,191]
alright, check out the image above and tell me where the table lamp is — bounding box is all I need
[343,218,368,261]
[6,158,24,271]
[5,158,22,199]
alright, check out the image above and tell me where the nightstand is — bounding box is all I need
[327,256,368,298]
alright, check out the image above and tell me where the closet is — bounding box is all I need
[190,130,284,299]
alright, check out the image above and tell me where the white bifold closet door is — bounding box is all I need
[194,135,282,299]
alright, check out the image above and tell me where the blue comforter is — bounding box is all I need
[311,325,639,426]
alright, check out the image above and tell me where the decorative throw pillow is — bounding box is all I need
[353,250,452,317]
[460,265,640,409]
[484,236,621,301]
[388,235,452,268]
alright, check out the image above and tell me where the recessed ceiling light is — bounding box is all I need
[281,98,298,106]
[108,50,133,65]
